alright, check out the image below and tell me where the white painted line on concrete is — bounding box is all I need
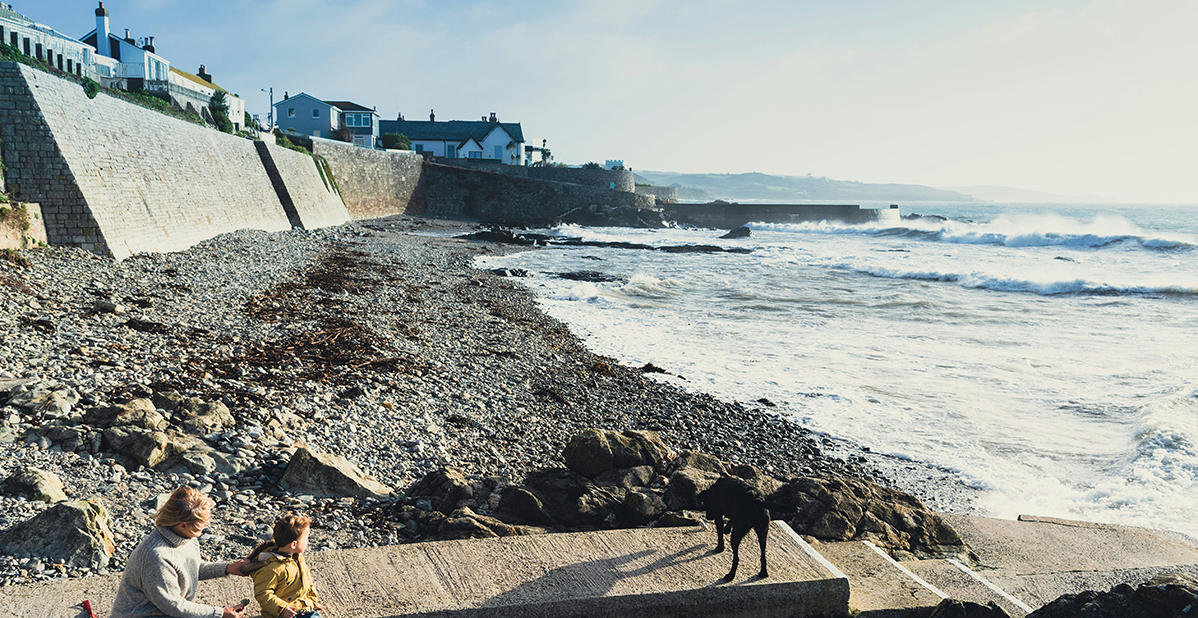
[947,558,1035,614]
[861,540,949,599]
[774,520,849,581]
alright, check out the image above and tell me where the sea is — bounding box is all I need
[472,202,1198,538]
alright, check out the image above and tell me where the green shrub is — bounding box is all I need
[82,78,101,99]
[582,162,602,170]
[209,91,233,133]
[274,131,309,154]
[381,133,411,150]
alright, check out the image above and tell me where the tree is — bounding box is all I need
[381,133,411,150]
[332,126,354,142]
[209,91,233,133]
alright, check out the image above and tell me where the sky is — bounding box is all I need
[25,0,1198,203]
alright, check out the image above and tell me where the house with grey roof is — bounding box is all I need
[379,111,525,164]
[274,93,380,148]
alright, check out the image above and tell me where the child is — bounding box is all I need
[245,514,325,618]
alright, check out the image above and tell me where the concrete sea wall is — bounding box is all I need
[665,202,897,228]
[0,62,345,260]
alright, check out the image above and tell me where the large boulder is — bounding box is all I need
[563,429,674,478]
[2,467,68,503]
[663,467,722,511]
[593,466,655,490]
[436,507,547,540]
[407,468,475,515]
[669,451,728,475]
[928,599,1011,618]
[279,447,393,500]
[86,399,166,430]
[772,476,967,560]
[102,427,204,469]
[8,380,80,419]
[517,468,626,528]
[176,398,235,435]
[1028,572,1198,618]
[0,498,116,568]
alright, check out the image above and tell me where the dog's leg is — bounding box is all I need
[755,516,770,578]
[724,520,750,582]
[713,515,726,553]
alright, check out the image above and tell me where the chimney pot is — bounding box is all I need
[430,109,435,122]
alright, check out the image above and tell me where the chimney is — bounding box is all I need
[95,2,111,58]
[489,112,497,123]
[143,36,155,53]
[197,65,211,83]
[283,91,288,100]
[124,28,133,44]
[430,109,435,122]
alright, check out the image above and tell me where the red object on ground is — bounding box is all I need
[82,600,99,618]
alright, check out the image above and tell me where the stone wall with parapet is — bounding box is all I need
[310,138,426,219]
[0,62,295,260]
[421,163,655,226]
[527,167,635,192]
[0,62,348,260]
[635,186,679,204]
[258,142,351,229]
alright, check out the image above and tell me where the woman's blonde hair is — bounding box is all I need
[155,486,215,528]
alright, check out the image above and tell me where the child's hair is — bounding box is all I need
[156,486,214,528]
[247,513,312,561]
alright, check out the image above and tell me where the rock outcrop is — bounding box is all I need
[0,499,116,568]
[1027,572,1198,618]
[279,447,393,499]
[1,467,68,503]
[563,429,673,478]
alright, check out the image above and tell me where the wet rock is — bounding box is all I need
[719,226,751,239]
[408,467,474,515]
[563,429,674,478]
[279,447,393,499]
[86,398,166,430]
[664,467,721,511]
[0,498,116,568]
[928,599,1011,618]
[2,466,68,503]
[1027,572,1198,618]
[771,475,968,560]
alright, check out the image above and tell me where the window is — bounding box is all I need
[313,130,321,137]
[445,145,456,158]
[494,145,502,159]
[312,108,320,118]
[468,151,482,159]
[353,135,367,146]
[413,144,423,153]
[287,107,295,118]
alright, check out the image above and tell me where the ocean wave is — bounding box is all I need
[752,214,1197,252]
[851,265,1198,296]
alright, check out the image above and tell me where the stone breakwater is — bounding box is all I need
[0,215,975,587]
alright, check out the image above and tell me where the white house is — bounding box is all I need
[378,111,525,164]
[1,3,94,78]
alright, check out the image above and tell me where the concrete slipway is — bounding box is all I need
[2,515,1197,618]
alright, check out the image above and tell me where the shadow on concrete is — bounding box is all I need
[479,544,709,608]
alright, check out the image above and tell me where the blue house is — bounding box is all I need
[274,92,380,148]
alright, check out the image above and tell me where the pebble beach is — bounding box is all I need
[0,215,979,586]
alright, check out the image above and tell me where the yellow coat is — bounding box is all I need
[250,552,320,618]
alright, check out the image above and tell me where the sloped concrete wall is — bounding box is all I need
[0,62,294,260]
[310,139,425,219]
[259,142,350,230]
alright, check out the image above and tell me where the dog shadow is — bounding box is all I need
[480,544,709,608]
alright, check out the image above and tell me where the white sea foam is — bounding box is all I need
[477,203,1198,538]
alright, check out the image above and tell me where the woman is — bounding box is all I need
[110,486,251,618]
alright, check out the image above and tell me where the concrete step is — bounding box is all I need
[902,558,1033,617]
[0,522,849,618]
[811,540,945,617]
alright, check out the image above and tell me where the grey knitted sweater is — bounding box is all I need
[109,526,232,618]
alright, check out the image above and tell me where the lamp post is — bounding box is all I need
[261,87,273,130]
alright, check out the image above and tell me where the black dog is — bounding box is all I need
[696,476,790,581]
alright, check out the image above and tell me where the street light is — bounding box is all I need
[261,87,273,130]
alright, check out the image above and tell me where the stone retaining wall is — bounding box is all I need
[0,62,344,260]
[257,142,350,230]
[311,138,425,219]
[422,163,654,226]
[527,167,635,192]
[635,186,679,204]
